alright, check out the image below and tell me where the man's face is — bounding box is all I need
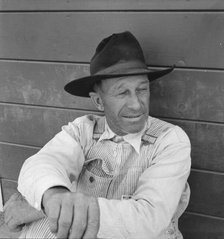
[92,75,150,135]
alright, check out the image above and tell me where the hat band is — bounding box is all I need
[94,60,149,75]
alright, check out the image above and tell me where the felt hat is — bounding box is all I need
[64,31,173,97]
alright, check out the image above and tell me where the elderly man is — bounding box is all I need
[4,31,191,239]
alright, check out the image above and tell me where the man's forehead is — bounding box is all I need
[102,75,149,90]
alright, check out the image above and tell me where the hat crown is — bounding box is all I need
[90,31,146,75]
[64,31,174,97]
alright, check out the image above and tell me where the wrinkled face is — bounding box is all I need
[90,75,150,135]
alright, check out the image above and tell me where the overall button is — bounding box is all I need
[113,150,117,157]
[89,176,95,183]
[166,228,174,235]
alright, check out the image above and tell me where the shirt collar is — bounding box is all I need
[98,117,149,154]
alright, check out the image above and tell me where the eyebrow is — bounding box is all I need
[115,80,149,91]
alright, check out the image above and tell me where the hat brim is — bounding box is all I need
[64,66,174,97]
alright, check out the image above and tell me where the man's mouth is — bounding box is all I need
[123,114,143,119]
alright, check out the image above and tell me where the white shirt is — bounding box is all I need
[18,115,191,239]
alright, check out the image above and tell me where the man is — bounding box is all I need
[4,31,191,239]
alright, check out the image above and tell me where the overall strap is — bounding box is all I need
[142,117,174,145]
[92,115,105,140]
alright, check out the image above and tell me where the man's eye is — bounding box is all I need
[119,91,128,95]
[137,88,147,92]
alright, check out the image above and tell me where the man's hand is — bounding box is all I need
[4,192,45,232]
[42,187,100,239]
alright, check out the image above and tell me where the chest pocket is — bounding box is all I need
[77,158,113,198]
[77,140,150,199]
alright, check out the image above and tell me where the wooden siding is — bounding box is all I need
[0,0,224,11]
[179,212,224,239]
[0,1,223,238]
[1,62,224,122]
[0,13,223,69]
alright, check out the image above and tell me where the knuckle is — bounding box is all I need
[50,194,60,203]
[62,198,73,207]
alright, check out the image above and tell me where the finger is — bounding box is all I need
[57,201,73,239]
[83,199,100,239]
[69,201,87,239]
[47,203,61,234]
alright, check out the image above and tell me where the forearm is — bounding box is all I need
[18,155,72,210]
[97,183,189,239]
[97,195,173,239]
[18,130,85,209]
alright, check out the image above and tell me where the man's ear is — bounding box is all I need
[89,92,104,111]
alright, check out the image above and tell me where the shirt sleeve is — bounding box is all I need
[17,121,86,210]
[97,126,191,239]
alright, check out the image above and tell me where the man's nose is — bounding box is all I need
[127,94,141,110]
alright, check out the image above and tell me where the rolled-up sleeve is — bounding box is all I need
[97,126,191,239]
[18,122,86,210]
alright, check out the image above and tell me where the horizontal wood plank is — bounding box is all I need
[1,61,224,123]
[0,61,94,110]
[0,13,224,69]
[150,69,224,123]
[0,104,97,147]
[0,0,224,11]
[0,143,39,180]
[187,170,224,218]
[179,212,224,239]
[0,104,224,173]
[169,120,224,173]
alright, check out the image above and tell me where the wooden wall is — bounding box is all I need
[0,1,224,238]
